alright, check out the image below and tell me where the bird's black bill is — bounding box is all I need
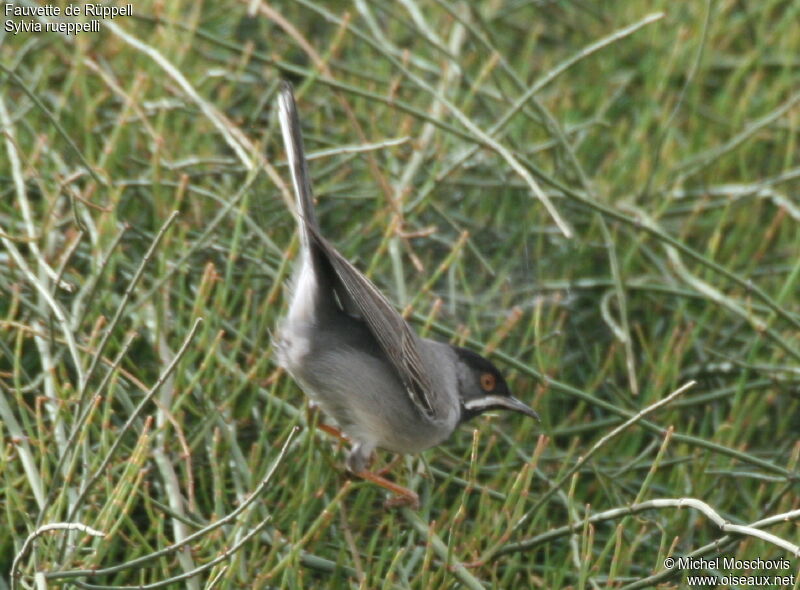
[463,395,540,421]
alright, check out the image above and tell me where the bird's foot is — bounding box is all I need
[316,422,349,443]
[306,404,348,443]
[375,454,402,476]
[354,469,420,510]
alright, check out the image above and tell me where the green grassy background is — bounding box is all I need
[2,1,799,588]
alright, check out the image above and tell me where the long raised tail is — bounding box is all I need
[277,81,319,244]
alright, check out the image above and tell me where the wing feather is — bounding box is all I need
[277,82,438,420]
[310,229,437,419]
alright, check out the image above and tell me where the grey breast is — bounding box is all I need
[285,313,460,454]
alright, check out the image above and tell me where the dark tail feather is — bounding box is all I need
[278,81,319,241]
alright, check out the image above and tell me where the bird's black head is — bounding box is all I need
[452,346,540,423]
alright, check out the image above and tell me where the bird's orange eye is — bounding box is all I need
[480,373,496,392]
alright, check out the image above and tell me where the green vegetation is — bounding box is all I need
[2,1,798,588]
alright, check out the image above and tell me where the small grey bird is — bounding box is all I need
[275,81,539,507]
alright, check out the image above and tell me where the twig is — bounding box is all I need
[11,523,105,590]
[488,380,696,559]
[100,19,292,209]
[64,317,203,524]
[0,95,71,289]
[421,315,791,478]
[77,211,178,401]
[494,501,800,558]
[72,516,272,590]
[402,508,487,590]
[45,330,138,514]
[47,427,297,581]
[0,62,105,189]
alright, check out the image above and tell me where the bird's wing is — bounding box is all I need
[277,82,438,420]
[310,228,438,420]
